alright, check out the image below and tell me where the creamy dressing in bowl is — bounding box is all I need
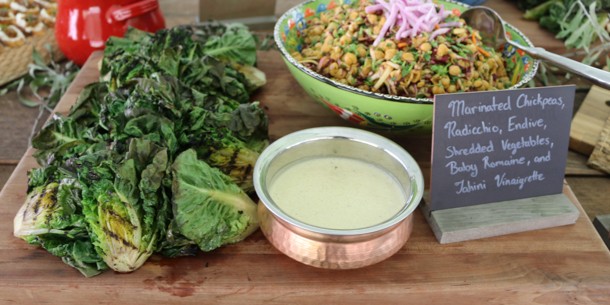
[269,156,406,230]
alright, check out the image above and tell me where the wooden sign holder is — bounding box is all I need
[425,86,578,244]
[421,184,580,244]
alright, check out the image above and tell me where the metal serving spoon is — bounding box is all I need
[461,6,610,90]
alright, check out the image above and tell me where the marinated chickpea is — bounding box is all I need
[449,65,461,76]
[412,36,425,48]
[384,48,397,60]
[432,85,445,95]
[436,44,449,58]
[335,68,347,78]
[402,52,415,62]
[383,40,396,50]
[329,62,339,74]
[373,24,381,35]
[343,52,358,65]
[339,33,352,45]
[481,80,490,90]
[367,14,378,24]
[356,44,367,57]
[419,42,432,52]
[458,60,470,68]
[310,25,324,36]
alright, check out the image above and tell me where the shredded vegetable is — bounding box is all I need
[294,0,512,98]
[366,0,456,46]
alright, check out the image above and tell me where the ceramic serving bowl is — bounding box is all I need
[274,0,539,132]
[253,127,424,269]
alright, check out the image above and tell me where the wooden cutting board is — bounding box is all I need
[1,51,610,305]
[569,85,610,155]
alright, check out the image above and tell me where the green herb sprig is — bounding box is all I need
[0,46,80,143]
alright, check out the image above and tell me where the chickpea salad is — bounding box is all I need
[292,0,512,99]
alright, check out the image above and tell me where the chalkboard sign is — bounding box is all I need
[429,86,575,211]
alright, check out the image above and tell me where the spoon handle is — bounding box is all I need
[516,43,610,90]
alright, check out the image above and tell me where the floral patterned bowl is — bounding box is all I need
[274,0,539,131]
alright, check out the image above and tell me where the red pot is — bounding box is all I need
[55,0,166,65]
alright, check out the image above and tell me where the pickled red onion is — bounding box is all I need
[366,0,456,46]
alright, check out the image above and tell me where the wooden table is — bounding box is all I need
[1,1,610,304]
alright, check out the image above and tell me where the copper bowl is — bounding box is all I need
[253,127,424,269]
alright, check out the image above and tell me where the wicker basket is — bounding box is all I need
[0,30,62,86]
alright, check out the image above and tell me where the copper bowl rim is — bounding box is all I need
[253,126,424,237]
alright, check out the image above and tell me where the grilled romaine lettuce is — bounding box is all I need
[171,149,258,252]
[82,139,170,272]
[14,23,267,276]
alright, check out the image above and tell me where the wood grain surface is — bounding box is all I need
[423,188,580,244]
[570,85,610,156]
[1,44,610,305]
[1,1,610,304]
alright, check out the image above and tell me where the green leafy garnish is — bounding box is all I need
[430,64,448,76]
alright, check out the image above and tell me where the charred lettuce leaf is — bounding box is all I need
[82,139,170,272]
[171,149,258,252]
[14,164,108,277]
[193,22,258,66]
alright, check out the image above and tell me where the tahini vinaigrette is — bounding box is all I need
[268,156,406,230]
